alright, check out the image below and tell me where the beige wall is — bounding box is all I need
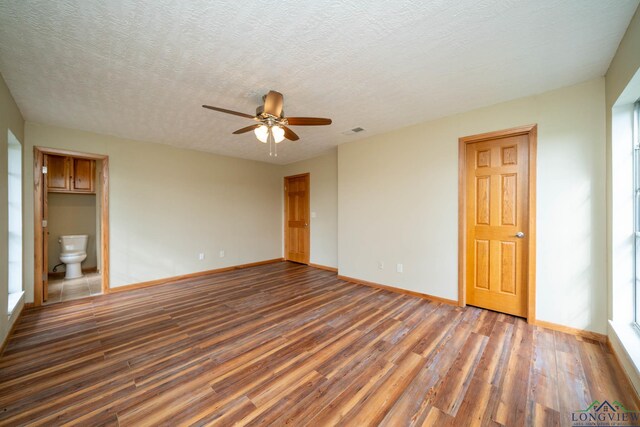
[24,122,283,301]
[605,7,640,109]
[338,78,607,333]
[605,6,640,396]
[0,73,25,346]
[281,149,338,268]
[47,193,97,272]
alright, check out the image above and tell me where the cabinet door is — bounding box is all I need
[72,158,95,192]
[46,155,70,191]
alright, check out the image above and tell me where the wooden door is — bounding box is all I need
[43,156,49,301]
[284,174,310,264]
[465,134,529,317]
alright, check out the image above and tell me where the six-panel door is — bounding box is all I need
[466,135,529,317]
[285,174,310,264]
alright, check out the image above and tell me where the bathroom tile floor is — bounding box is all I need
[44,272,102,305]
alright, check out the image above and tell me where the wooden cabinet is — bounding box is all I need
[45,155,95,193]
[72,158,95,192]
[46,155,69,191]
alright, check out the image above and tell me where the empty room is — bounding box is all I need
[1,0,640,425]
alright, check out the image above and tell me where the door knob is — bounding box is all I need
[515,231,525,238]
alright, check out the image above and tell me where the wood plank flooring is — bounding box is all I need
[0,262,636,426]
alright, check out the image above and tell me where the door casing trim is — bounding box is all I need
[458,124,537,323]
[33,146,110,306]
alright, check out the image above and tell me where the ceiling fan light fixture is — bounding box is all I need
[254,125,269,143]
[203,91,332,155]
[272,125,285,143]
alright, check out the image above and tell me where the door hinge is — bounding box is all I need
[42,219,47,228]
[42,166,47,174]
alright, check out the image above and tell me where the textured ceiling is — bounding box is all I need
[0,0,637,164]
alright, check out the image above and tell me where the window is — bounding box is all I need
[635,100,640,327]
[7,130,23,314]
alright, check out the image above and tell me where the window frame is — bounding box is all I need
[634,99,640,328]
[7,130,23,315]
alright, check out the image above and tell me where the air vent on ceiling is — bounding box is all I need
[342,127,365,135]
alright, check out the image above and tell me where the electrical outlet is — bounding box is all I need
[397,263,403,273]
[198,253,205,261]
[378,261,384,270]
[219,250,225,258]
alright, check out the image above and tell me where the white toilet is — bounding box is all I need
[59,235,88,279]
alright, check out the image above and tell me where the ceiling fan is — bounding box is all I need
[202,90,332,156]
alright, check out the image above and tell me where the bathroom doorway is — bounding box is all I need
[33,147,109,306]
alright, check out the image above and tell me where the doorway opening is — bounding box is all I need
[34,147,109,306]
[284,173,310,264]
[458,125,537,322]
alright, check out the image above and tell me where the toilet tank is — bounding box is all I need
[59,235,88,252]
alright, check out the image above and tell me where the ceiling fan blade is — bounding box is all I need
[232,124,261,134]
[282,125,300,141]
[286,117,332,126]
[202,105,255,119]
[263,91,284,117]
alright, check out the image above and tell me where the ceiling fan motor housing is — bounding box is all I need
[202,90,330,145]
[256,105,284,118]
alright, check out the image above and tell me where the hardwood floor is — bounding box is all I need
[0,262,636,426]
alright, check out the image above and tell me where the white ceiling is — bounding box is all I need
[0,0,637,164]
